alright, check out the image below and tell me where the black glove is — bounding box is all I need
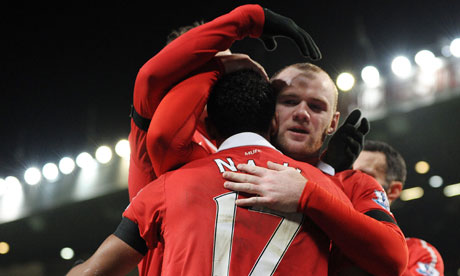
[260,8,322,60]
[322,109,370,172]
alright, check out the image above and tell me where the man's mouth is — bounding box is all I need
[288,127,309,134]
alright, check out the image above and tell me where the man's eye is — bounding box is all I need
[281,99,298,105]
[309,103,325,112]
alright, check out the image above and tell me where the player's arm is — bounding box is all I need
[404,238,444,276]
[66,233,144,276]
[223,162,408,276]
[133,4,320,121]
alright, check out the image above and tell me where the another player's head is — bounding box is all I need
[206,69,276,145]
[353,140,407,203]
[270,63,340,164]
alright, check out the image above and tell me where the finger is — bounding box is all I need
[357,117,370,135]
[267,161,290,171]
[235,196,267,207]
[301,29,321,60]
[262,37,277,51]
[289,29,309,57]
[222,171,260,184]
[343,109,362,126]
[223,181,260,195]
[237,163,268,176]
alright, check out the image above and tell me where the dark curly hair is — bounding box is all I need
[207,69,276,139]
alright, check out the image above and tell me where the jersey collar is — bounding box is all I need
[217,132,279,152]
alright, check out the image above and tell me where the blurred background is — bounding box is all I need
[1,1,459,275]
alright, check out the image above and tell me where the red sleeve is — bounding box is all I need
[123,176,166,250]
[297,180,408,276]
[133,4,264,119]
[404,238,444,276]
[147,60,221,176]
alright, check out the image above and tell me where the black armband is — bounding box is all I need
[114,217,148,255]
[364,209,397,225]
[130,105,151,131]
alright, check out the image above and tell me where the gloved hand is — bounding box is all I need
[260,8,322,60]
[322,109,370,172]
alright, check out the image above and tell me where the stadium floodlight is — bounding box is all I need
[361,66,380,88]
[429,175,443,188]
[391,56,412,79]
[95,145,113,164]
[42,163,59,181]
[415,161,430,174]
[414,50,435,69]
[76,152,96,169]
[115,139,130,159]
[450,38,460,58]
[59,157,76,175]
[24,167,41,185]
[336,72,355,92]
[0,242,10,255]
[60,247,75,260]
[443,183,460,197]
[400,187,424,201]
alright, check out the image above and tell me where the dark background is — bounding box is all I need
[1,1,460,275]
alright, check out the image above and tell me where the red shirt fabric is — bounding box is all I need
[124,133,353,275]
[403,237,444,276]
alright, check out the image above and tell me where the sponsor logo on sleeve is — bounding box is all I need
[372,190,390,212]
[416,262,440,276]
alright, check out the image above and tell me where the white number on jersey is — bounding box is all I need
[212,192,304,276]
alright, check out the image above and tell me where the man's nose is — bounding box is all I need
[293,102,310,122]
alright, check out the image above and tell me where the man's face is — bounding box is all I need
[353,150,389,190]
[272,67,339,162]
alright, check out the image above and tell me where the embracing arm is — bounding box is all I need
[223,162,408,276]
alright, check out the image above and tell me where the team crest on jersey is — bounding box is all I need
[416,262,440,276]
[372,190,390,212]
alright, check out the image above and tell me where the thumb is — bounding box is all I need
[357,117,370,135]
[343,109,362,126]
[261,37,277,51]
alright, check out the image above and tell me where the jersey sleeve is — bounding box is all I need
[342,170,394,216]
[404,237,444,276]
[123,176,167,249]
[297,179,408,276]
[132,4,264,120]
[147,60,221,176]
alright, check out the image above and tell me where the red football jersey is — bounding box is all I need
[124,134,353,275]
[403,237,444,276]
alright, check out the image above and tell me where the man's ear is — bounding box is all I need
[387,181,403,202]
[327,111,340,135]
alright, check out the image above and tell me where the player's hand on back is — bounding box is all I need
[223,161,307,213]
